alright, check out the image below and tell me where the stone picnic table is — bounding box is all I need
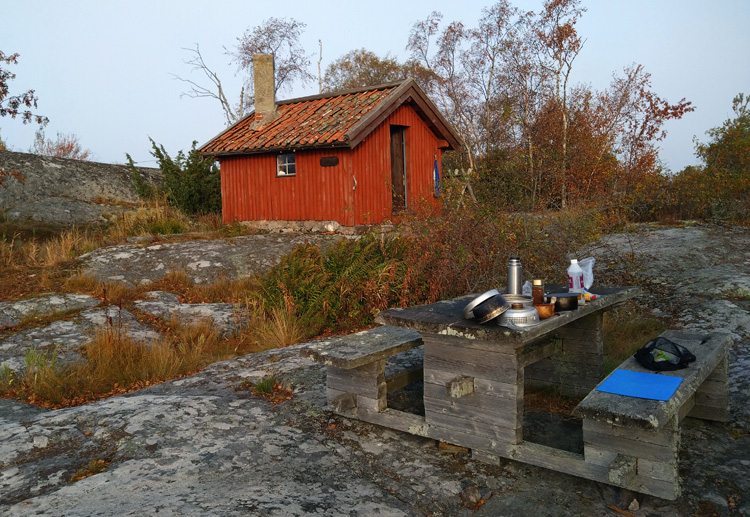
[370,286,639,441]
[303,285,732,500]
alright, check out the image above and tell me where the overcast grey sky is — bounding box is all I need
[2,0,748,172]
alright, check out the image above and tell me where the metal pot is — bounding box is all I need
[463,289,500,319]
[502,294,534,308]
[465,292,510,324]
[546,293,579,311]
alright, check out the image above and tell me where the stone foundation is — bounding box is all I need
[239,219,395,235]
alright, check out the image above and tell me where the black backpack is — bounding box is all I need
[634,336,697,371]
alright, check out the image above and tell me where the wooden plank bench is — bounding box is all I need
[573,330,732,500]
[301,326,424,415]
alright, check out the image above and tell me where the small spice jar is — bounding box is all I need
[532,279,545,306]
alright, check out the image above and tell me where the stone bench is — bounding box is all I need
[301,326,424,415]
[574,330,731,500]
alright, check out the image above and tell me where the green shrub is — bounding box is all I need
[145,218,189,235]
[128,139,221,216]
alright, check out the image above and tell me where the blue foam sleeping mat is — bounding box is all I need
[595,368,683,401]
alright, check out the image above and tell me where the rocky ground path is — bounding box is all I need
[1,223,749,516]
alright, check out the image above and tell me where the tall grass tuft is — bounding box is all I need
[0,233,19,267]
[64,274,136,304]
[1,227,98,269]
[107,199,190,240]
[245,299,305,350]
[40,228,99,267]
[12,346,73,406]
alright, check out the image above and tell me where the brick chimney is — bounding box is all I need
[253,54,278,125]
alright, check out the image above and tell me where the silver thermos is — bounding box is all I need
[507,256,523,295]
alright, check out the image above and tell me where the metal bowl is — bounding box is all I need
[463,289,500,319]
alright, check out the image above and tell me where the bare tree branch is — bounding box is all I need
[172,44,246,126]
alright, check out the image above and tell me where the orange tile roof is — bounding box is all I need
[200,84,401,156]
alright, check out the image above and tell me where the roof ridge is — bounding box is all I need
[276,80,405,106]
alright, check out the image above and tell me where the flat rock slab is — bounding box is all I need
[3,197,130,225]
[79,233,346,286]
[0,294,100,330]
[134,291,249,336]
[589,223,750,341]
[0,344,748,517]
[0,307,159,372]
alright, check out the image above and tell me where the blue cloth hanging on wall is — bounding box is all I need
[434,159,441,198]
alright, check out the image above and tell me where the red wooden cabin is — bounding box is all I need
[200,66,461,228]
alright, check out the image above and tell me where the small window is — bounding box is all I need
[277,153,296,177]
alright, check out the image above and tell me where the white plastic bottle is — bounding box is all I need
[568,259,585,293]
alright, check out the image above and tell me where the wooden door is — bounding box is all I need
[390,126,407,213]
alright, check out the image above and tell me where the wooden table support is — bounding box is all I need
[300,325,424,416]
[526,311,604,397]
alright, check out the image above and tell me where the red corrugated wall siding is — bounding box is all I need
[219,103,444,225]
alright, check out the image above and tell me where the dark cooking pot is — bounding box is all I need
[471,294,509,324]
[546,292,578,311]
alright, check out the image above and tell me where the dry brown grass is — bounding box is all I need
[0,205,286,407]
[70,459,110,483]
[186,276,256,303]
[106,199,190,241]
[13,308,83,333]
[64,274,138,304]
[0,199,259,303]
[1,200,190,272]
[0,314,244,408]
[524,389,581,415]
[602,305,667,376]
[0,266,282,408]
[0,233,20,267]
[40,228,99,267]
[0,227,99,270]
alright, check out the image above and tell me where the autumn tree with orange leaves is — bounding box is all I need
[406,0,693,211]
[1,50,49,186]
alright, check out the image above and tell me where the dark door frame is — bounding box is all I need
[390,125,407,213]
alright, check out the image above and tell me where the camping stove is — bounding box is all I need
[499,303,540,328]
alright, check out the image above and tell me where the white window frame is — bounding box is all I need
[276,152,296,177]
